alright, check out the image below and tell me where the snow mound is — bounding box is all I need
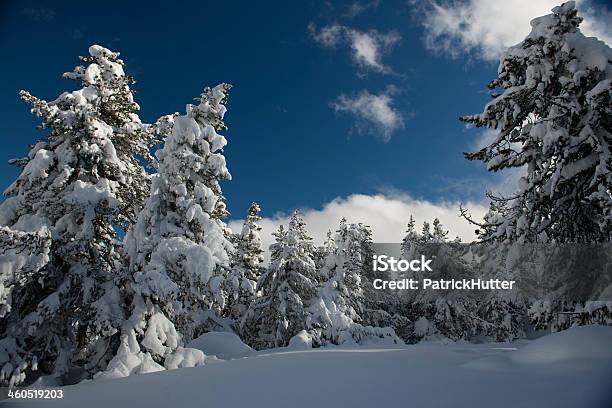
[509,325,612,364]
[164,347,214,370]
[12,340,612,408]
[465,325,612,371]
[287,330,314,350]
[187,332,253,359]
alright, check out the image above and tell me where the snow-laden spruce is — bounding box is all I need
[389,218,485,343]
[310,218,401,345]
[103,84,235,377]
[470,241,531,342]
[459,1,612,333]
[526,241,612,332]
[461,1,612,243]
[402,219,522,342]
[318,219,368,324]
[0,45,156,386]
[241,211,320,349]
[226,202,264,322]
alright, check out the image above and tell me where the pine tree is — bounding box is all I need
[472,241,529,342]
[460,2,612,334]
[318,219,368,322]
[389,215,422,341]
[241,211,319,349]
[400,216,418,259]
[311,219,401,345]
[432,218,450,243]
[404,219,481,342]
[0,45,155,386]
[461,2,612,243]
[314,229,336,278]
[526,242,611,332]
[120,84,234,367]
[421,221,432,243]
[226,202,264,322]
[360,223,404,337]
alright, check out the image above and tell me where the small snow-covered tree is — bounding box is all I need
[318,219,369,322]
[361,225,403,335]
[461,2,612,244]
[226,202,264,322]
[400,216,418,259]
[0,45,156,386]
[420,221,432,243]
[119,84,234,368]
[241,211,319,349]
[432,218,450,242]
[472,241,529,341]
[314,230,336,277]
[401,219,481,342]
[311,219,401,345]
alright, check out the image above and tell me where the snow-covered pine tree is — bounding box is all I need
[0,45,156,386]
[324,218,368,321]
[460,1,612,244]
[402,219,481,342]
[360,224,405,337]
[420,221,432,242]
[400,216,418,259]
[376,215,420,341]
[241,211,319,349]
[311,218,401,345]
[117,84,234,370]
[460,2,612,333]
[472,241,529,342]
[226,202,264,322]
[527,242,611,332]
[314,230,336,278]
[432,218,450,243]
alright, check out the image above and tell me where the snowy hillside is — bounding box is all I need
[8,326,612,408]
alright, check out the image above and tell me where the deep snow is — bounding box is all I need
[186,332,254,359]
[5,326,612,408]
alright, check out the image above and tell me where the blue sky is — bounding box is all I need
[0,0,610,243]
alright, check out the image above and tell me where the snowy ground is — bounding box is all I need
[5,326,612,408]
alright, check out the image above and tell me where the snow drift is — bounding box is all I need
[8,326,612,408]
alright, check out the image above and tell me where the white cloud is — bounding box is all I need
[348,30,400,72]
[331,87,404,141]
[579,2,612,45]
[343,0,382,19]
[229,193,488,259]
[309,24,344,47]
[309,23,401,73]
[415,0,612,61]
